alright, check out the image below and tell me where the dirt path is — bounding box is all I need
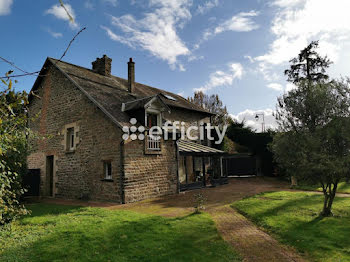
[40,177,308,261]
[208,205,305,262]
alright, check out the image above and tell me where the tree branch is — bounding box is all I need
[0,27,86,80]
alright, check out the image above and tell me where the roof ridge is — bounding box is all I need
[48,57,213,115]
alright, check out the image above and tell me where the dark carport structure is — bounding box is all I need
[176,140,227,191]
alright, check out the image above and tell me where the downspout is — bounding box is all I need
[120,140,125,204]
[175,140,180,194]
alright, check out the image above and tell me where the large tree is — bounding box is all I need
[284,40,332,84]
[272,42,350,216]
[188,91,229,127]
[0,75,30,225]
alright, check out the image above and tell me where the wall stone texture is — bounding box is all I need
[27,63,211,204]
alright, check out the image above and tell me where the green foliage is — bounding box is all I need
[0,75,30,225]
[226,120,275,175]
[273,79,350,215]
[0,204,240,261]
[234,191,350,261]
[188,91,229,127]
[273,41,350,216]
[193,192,207,213]
[296,181,350,194]
[284,40,332,84]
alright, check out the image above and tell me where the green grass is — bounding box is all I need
[295,181,350,194]
[233,191,350,261]
[0,204,240,262]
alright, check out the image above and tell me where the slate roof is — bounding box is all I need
[178,140,225,155]
[31,57,213,129]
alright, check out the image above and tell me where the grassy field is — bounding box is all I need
[296,181,350,194]
[233,191,350,261]
[0,204,240,262]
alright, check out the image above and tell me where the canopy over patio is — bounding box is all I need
[176,140,226,191]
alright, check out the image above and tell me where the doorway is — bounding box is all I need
[46,155,54,197]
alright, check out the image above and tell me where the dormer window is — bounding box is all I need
[146,109,161,128]
[147,112,159,128]
[145,109,161,152]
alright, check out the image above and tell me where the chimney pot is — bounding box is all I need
[92,55,112,76]
[128,58,135,93]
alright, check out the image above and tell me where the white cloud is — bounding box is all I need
[45,3,79,29]
[45,28,63,38]
[188,55,204,62]
[196,0,219,15]
[103,0,191,69]
[255,0,350,80]
[267,83,283,91]
[0,0,13,15]
[214,11,259,34]
[230,108,278,132]
[177,91,185,97]
[285,82,296,92]
[197,10,259,47]
[195,62,243,92]
[272,0,305,8]
[102,0,117,7]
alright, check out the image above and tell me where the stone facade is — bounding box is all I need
[123,139,178,203]
[27,58,212,204]
[28,65,122,202]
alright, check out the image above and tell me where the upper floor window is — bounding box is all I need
[146,112,159,128]
[145,109,162,152]
[67,127,75,151]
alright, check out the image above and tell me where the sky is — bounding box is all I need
[1,0,350,132]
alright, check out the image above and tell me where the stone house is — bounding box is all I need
[27,55,226,203]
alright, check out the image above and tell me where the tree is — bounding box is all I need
[272,78,350,216]
[273,41,350,216]
[226,120,275,175]
[0,74,30,225]
[188,91,229,127]
[284,40,332,84]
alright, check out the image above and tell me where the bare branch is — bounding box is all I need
[59,0,74,23]
[0,27,87,80]
[0,57,30,74]
[57,27,86,63]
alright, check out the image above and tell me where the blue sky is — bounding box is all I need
[1,0,350,131]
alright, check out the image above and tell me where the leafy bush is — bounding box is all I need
[0,75,30,225]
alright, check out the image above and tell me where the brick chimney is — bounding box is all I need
[128,58,135,93]
[92,55,112,76]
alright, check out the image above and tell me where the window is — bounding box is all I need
[145,110,162,152]
[162,93,177,101]
[104,161,112,180]
[146,112,159,128]
[67,127,75,151]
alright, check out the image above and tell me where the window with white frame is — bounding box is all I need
[104,161,112,180]
[66,127,75,151]
[145,110,161,151]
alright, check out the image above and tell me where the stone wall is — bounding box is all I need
[27,65,122,202]
[123,138,178,203]
[27,62,212,204]
[122,107,210,203]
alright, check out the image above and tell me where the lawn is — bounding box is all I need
[296,181,350,194]
[0,204,240,262]
[233,191,350,261]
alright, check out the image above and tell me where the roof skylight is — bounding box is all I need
[162,93,177,101]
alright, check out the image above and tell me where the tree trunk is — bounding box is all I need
[291,176,297,187]
[321,182,338,217]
